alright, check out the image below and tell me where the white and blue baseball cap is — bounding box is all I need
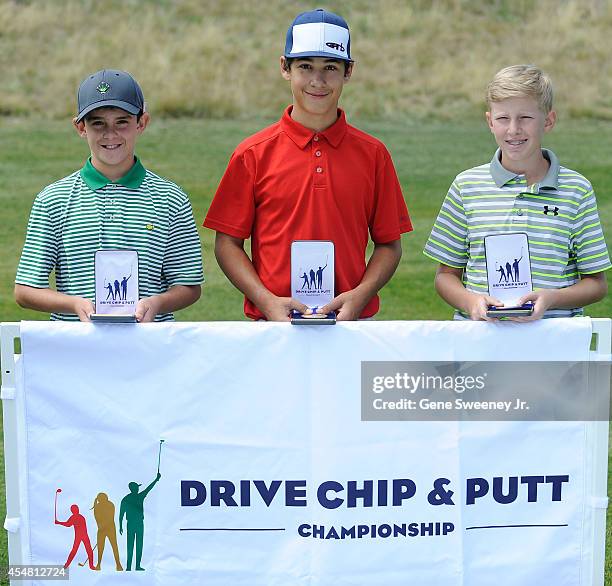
[284,8,352,62]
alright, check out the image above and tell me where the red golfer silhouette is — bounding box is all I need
[55,504,95,569]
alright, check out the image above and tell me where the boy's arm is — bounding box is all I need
[434,264,503,321]
[319,240,402,321]
[513,183,609,321]
[513,272,608,321]
[215,232,308,321]
[14,285,94,322]
[141,192,203,323]
[134,285,201,323]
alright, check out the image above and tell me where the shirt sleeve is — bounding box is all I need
[571,185,611,274]
[15,193,58,288]
[369,146,412,243]
[163,194,204,287]
[423,180,469,268]
[203,150,256,239]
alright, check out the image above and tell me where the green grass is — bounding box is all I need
[0,116,610,583]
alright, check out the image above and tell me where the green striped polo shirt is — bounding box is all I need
[424,148,611,319]
[16,157,204,321]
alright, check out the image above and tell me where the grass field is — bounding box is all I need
[0,115,611,583]
[1,0,612,120]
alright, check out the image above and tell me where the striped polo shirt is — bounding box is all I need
[16,158,204,321]
[424,149,610,319]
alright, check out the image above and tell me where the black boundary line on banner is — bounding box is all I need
[179,527,286,531]
[465,524,568,530]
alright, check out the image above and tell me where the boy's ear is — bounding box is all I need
[344,62,354,81]
[544,110,556,133]
[280,56,291,80]
[485,111,493,132]
[73,117,87,138]
[137,112,151,134]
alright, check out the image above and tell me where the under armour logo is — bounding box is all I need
[326,42,345,52]
[543,206,559,216]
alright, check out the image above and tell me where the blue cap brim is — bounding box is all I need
[284,50,353,62]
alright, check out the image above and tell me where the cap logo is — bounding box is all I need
[96,82,111,94]
[288,22,351,60]
[326,42,345,52]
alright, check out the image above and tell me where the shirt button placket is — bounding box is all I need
[513,207,524,223]
[313,137,325,187]
[98,188,109,246]
[314,164,324,188]
[513,191,527,223]
[109,186,115,222]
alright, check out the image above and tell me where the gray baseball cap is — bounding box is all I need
[76,69,144,122]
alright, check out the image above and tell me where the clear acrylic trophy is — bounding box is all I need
[484,233,534,317]
[91,250,139,323]
[290,241,336,325]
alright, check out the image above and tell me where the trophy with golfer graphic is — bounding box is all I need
[91,250,139,322]
[290,240,336,325]
[484,233,534,317]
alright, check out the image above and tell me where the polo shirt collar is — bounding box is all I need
[281,106,348,149]
[490,148,560,189]
[80,157,146,191]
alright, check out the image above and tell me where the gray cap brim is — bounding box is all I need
[76,99,141,122]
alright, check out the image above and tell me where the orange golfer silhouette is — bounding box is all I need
[55,504,95,570]
[92,492,123,571]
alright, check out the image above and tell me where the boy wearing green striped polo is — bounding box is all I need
[15,70,203,322]
[424,64,609,320]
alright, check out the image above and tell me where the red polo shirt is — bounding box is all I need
[204,106,412,320]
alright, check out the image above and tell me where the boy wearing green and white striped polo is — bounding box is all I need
[424,65,609,321]
[15,70,203,322]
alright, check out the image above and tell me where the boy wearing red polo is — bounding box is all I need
[204,9,411,321]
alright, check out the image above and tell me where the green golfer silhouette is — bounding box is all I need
[119,472,160,571]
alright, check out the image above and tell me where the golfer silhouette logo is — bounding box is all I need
[494,252,524,284]
[119,473,161,571]
[298,258,328,291]
[54,493,95,570]
[104,273,132,301]
[54,439,165,573]
[92,493,123,571]
[119,439,164,572]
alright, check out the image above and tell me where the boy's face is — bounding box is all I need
[485,97,556,170]
[73,107,149,178]
[280,57,353,123]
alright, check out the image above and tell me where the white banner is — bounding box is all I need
[3,319,608,585]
